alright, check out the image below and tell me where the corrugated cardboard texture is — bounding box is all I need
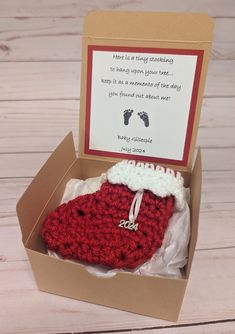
[79,11,213,169]
[17,134,199,321]
[83,11,213,42]
[25,157,187,322]
[16,132,76,244]
[27,248,186,321]
[186,149,202,277]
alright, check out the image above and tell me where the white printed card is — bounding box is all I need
[84,46,203,166]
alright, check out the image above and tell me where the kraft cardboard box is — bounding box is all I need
[16,11,213,321]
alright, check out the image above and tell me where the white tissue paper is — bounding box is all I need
[48,175,190,278]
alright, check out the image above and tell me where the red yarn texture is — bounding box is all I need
[41,181,175,270]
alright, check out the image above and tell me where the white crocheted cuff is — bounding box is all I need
[106,160,186,211]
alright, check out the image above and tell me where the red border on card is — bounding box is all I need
[84,45,204,166]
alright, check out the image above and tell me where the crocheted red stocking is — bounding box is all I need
[41,161,185,270]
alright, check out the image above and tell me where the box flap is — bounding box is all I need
[79,11,213,170]
[186,148,202,277]
[16,132,76,244]
[83,11,213,42]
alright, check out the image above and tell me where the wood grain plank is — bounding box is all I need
[0,17,233,61]
[197,210,235,249]
[205,60,235,97]
[0,97,233,128]
[197,127,235,148]
[0,99,78,153]
[0,125,234,153]
[201,201,235,213]
[119,321,235,334]
[0,97,234,154]
[212,18,235,60]
[0,178,30,218]
[0,60,233,101]
[1,147,235,180]
[0,122,234,153]
[1,206,235,264]
[0,61,80,100]
[0,0,234,18]
[0,100,79,153]
[0,17,83,61]
[0,172,234,217]
[201,148,235,171]
[1,170,235,264]
[200,97,235,128]
[0,152,51,177]
[201,171,235,204]
[0,224,27,262]
[0,123,235,153]
[0,248,234,333]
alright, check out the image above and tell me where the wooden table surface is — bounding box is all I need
[0,1,235,333]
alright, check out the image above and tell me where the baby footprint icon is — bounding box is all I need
[123,109,133,125]
[138,112,149,127]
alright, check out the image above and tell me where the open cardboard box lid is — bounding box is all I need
[79,11,213,170]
